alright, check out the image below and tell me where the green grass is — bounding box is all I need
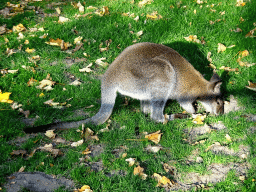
[0,0,256,191]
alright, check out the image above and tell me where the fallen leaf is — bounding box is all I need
[233,28,242,32]
[71,139,83,147]
[125,158,136,166]
[6,48,16,56]
[58,16,70,23]
[138,0,153,7]
[225,134,232,142]
[134,16,139,21]
[74,36,83,45]
[25,47,35,53]
[27,77,38,86]
[95,57,108,67]
[13,23,26,32]
[246,81,256,92]
[236,0,246,6]
[217,43,226,53]
[136,30,143,37]
[0,92,13,103]
[18,166,26,172]
[145,130,162,144]
[24,39,29,44]
[152,173,171,187]
[145,145,161,153]
[240,50,249,57]
[184,35,201,44]
[77,2,85,13]
[43,99,59,106]
[78,185,93,192]
[192,114,206,124]
[207,52,212,63]
[11,102,22,110]
[245,28,255,38]
[45,130,56,139]
[69,79,82,86]
[17,32,24,39]
[38,144,63,157]
[82,147,91,155]
[146,11,162,20]
[219,66,239,72]
[55,7,61,14]
[10,150,27,156]
[36,79,55,90]
[0,24,7,35]
[79,63,93,73]
[134,165,147,180]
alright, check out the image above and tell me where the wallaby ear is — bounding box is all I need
[213,81,222,94]
[210,71,222,83]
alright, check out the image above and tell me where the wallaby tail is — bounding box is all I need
[24,87,117,133]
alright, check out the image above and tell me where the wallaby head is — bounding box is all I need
[197,72,224,115]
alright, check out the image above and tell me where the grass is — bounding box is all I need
[0,0,256,191]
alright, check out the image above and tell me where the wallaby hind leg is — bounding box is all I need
[140,100,151,114]
[90,87,117,125]
[150,99,167,122]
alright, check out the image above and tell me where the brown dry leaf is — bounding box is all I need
[45,129,56,139]
[209,63,217,69]
[184,35,201,44]
[145,130,162,144]
[138,0,153,7]
[245,28,256,38]
[46,38,63,46]
[27,77,38,86]
[217,43,226,53]
[13,23,26,32]
[246,81,256,92]
[25,47,35,53]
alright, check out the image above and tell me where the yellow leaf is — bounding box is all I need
[0,92,13,103]
[24,40,29,44]
[145,130,162,144]
[236,0,246,6]
[138,0,153,7]
[240,50,249,57]
[192,114,206,124]
[39,93,44,97]
[153,173,171,187]
[74,36,83,45]
[217,43,226,53]
[55,7,61,14]
[13,23,26,32]
[25,48,35,53]
[78,185,93,192]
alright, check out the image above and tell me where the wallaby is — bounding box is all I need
[25,42,223,133]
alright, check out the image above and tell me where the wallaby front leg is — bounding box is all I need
[178,100,196,114]
[140,100,151,114]
[150,99,166,122]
